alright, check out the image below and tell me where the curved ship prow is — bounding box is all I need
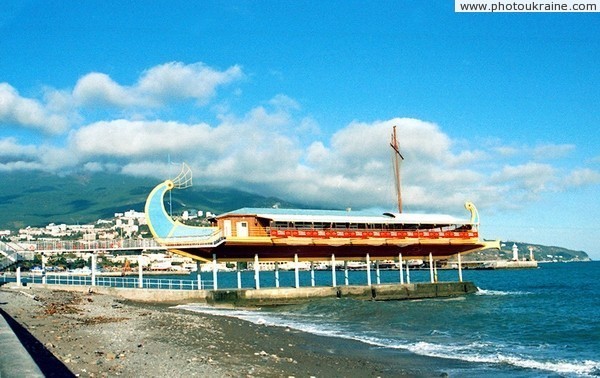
[144,164,224,260]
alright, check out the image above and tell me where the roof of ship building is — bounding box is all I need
[217,207,471,225]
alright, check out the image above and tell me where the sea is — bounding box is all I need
[177,262,599,377]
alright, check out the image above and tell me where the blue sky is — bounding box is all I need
[1,1,599,258]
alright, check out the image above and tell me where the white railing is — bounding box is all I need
[4,234,225,255]
[0,241,34,270]
[31,238,166,253]
[0,273,214,290]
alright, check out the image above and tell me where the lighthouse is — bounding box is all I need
[528,246,535,261]
[512,243,519,261]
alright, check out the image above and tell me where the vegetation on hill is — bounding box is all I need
[462,241,591,262]
[0,171,294,230]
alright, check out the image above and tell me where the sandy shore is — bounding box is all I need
[0,286,434,377]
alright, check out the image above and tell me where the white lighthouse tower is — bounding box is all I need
[528,246,535,261]
[512,243,519,261]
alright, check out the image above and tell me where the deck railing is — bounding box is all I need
[0,273,214,290]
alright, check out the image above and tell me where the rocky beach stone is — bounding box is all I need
[1,286,416,377]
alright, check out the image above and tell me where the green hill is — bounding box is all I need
[0,171,294,230]
[462,241,591,262]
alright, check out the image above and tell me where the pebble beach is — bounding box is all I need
[0,286,418,377]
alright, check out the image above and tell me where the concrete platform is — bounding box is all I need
[26,281,478,307]
[0,309,44,377]
[206,281,478,306]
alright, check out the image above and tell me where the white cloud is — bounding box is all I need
[70,119,216,157]
[563,168,600,187]
[62,113,589,214]
[0,83,69,134]
[73,73,137,107]
[491,162,557,194]
[532,143,575,160]
[2,61,596,216]
[73,62,243,108]
[0,137,37,157]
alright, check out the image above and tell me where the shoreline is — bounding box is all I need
[0,288,424,377]
[0,285,478,377]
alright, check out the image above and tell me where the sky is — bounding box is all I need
[1,1,599,258]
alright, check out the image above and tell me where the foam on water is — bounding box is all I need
[476,288,533,296]
[175,263,600,377]
[177,303,599,377]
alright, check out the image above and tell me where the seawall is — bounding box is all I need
[27,281,478,306]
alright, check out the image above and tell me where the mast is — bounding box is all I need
[390,125,404,213]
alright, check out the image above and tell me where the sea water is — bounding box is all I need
[179,262,600,377]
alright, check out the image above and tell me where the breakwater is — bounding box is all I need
[26,281,477,306]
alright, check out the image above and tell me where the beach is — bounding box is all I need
[0,286,423,377]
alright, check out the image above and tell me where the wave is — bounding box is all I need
[476,288,533,296]
[405,341,600,377]
[176,304,598,377]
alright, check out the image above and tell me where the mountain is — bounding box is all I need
[463,241,591,262]
[0,171,295,230]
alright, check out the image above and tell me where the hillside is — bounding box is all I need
[0,171,295,230]
[462,241,591,262]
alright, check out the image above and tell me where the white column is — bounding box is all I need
[433,260,438,283]
[196,261,202,290]
[366,253,372,286]
[398,253,404,285]
[310,262,315,287]
[91,252,96,287]
[375,260,381,285]
[254,254,260,289]
[344,260,349,286]
[236,262,242,289]
[331,254,337,287]
[294,253,300,288]
[429,252,434,283]
[16,266,21,286]
[457,252,463,282]
[42,253,47,285]
[406,261,411,284]
[275,262,280,288]
[212,253,218,290]
[138,258,143,288]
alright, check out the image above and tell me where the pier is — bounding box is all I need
[2,237,480,306]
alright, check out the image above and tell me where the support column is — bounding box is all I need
[16,266,21,286]
[275,262,280,288]
[196,261,202,290]
[254,254,260,289]
[294,253,300,288]
[375,260,381,285]
[406,260,411,284]
[366,253,372,286]
[212,253,218,290]
[433,260,438,283]
[457,252,463,282]
[398,253,404,285]
[429,252,434,283]
[42,252,47,285]
[236,262,242,289]
[138,257,143,288]
[91,252,96,287]
[344,260,349,286]
[331,254,337,287]
[310,262,315,287]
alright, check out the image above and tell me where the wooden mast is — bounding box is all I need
[390,126,404,213]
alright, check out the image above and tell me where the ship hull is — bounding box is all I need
[169,238,488,262]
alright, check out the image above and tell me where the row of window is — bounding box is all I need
[270,221,472,232]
